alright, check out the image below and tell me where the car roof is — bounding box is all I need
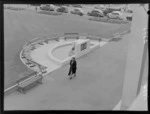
[60,6,67,8]
[112,11,121,14]
[74,8,83,12]
[50,4,55,8]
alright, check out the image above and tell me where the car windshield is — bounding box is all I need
[75,9,80,12]
[112,13,119,15]
[93,11,99,13]
[93,10,102,13]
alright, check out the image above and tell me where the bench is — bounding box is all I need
[21,55,26,59]
[64,33,79,40]
[50,37,60,41]
[43,37,59,44]
[30,46,36,50]
[27,60,47,73]
[87,36,101,42]
[64,33,79,36]
[23,58,47,72]
[17,72,43,94]
[39,65,47,74]
[64,36,79,41]
[24,59,35,66]
[29,64,36,67]
[38,42,44,45]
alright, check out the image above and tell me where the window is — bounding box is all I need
[81,42,87,51]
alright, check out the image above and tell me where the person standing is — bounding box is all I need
[68,57,77,79]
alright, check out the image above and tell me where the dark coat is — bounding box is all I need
[70,60,77,69]
[68,60,77,75]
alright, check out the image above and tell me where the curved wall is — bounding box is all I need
[48,42,75,66]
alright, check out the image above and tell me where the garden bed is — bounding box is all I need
[89,17,128,24]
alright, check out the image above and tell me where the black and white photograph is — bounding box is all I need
[3,3,148,110]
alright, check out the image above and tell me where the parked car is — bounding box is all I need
[49,4,55,11]
[63,4,70,7]
[56,6,68,13]
[72,4,82,8]
[102,8,111,16]
[127,9,133,13]
[54,4,63,6]
[40,4,50,11]
[70,8,84,16]
[87,9,104,17]
[105,7,121,13]
[107,11,123,19]
[40,4,55,11]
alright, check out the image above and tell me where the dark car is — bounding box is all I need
[87,9,104,17]
[56,6,68,13]
[71,8,84,16]
[102,8,111,16]
[72,4,82,8]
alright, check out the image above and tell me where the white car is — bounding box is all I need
[107,11,123,19]
[71,8,84,16]
[87,9,104,17]
[40,4,55,11]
